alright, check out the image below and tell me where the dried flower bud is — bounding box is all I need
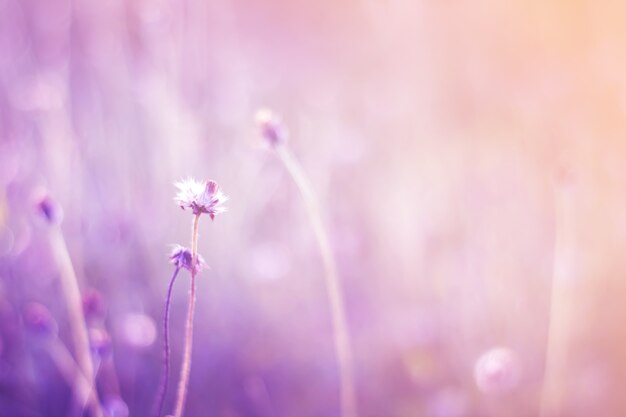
[82,289,107,321]
[255,108,288,147]
[89,328,113,358]
[23,302,57,337]
[169,245,206,272]
[33,192,63,225]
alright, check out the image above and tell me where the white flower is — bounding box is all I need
[174,178,228,219]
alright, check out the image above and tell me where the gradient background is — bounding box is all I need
[1,1,626,416]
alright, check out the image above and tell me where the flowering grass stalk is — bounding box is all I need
[37,194,103,417]
[156,245,207,417]
[257,110,358,417]
[170,179,227,417]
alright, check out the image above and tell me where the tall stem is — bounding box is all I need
[49,227,103,417]
[155,267,181,417]
[173,214,200,417]
[276,146,358,417]
[539,184,574,417]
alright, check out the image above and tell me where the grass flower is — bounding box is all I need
[169,244,206,272]
[155,245,206,417]
[255,108,288,147]
[256,110,358,417]
[174,178,228,219]
[169,179,226,417]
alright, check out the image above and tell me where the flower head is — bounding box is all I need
[255,108,288,147]
[23,302,58,337]
[82,289,107,322]
[169,244,206,272]
[174,178,228,219]
[89,328,113,358]
[33,191,63,225]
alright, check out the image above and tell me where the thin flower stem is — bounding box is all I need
[155,267,182,417]
[276,146,358,417]
[49,227,103,417]
[539,185,574,417]
[46,338,101,417]
[173,214,201,417]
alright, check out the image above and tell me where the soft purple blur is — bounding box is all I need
[1,1,626,416]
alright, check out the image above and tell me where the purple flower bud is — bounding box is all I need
[89,328,113,358]
[23,302,57,337]
[255,108,288,147]
[169,245,206,272]
[474,347,520,393]
[33,192,63,225]
[82,289,107,321]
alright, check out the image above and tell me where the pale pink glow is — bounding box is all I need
[119,313,157,349]
[249,242,290,282]
[474,347,521,393]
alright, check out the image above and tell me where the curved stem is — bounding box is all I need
[276,146,358,417]
[173,214,200,417]
[49,227,103,417]
[155,267,181,417]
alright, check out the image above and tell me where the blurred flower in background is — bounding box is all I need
[1,0,626,416]
[474,347,521,393]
